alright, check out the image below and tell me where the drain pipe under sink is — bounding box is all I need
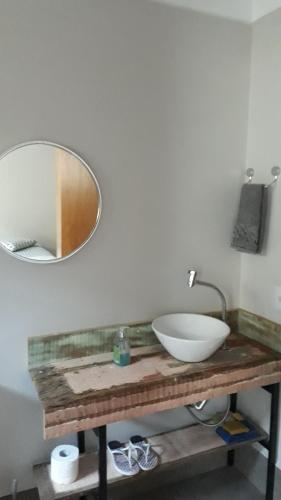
[185,396,231,428]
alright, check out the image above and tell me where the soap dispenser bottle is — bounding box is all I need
[113,327,131,366]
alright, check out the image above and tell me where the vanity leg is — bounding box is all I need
[78,430,85,453]
[77,432,87,499]
[97,425,107,500]
[265,383,279,500]
[227,393,237,467]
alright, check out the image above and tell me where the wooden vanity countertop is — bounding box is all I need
[29,332,281,439]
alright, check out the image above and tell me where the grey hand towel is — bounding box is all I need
[231,183,268,254]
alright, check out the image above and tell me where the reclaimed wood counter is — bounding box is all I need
[28,322,281,439]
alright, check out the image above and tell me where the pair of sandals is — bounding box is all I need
[108,435,159,476]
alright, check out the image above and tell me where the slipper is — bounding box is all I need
[129,435,159,471]
[107,440,140,476]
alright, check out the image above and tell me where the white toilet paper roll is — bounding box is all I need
[50,444,79,485]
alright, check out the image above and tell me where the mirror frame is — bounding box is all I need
[0,140,102,264]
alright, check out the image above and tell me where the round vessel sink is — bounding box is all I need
[152,313,230,363]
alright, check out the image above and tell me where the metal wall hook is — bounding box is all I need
[266,166,280,188]
[245,166,280,188]
[11,479,17,500]
[246,167,255,183]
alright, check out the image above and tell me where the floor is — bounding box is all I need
[123,467,264,500]
[2,467,263,500]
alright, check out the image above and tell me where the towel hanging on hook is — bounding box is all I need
[246,166,280,187]
[231,182,268,254]
[232,165,280,254]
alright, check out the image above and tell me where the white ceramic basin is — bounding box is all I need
[152,313,230,363]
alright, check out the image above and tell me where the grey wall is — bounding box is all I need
[0,0,251,495]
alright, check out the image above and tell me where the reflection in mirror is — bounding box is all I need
[0,142,101,262]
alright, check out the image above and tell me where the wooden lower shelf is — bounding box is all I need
[34,419,267,500]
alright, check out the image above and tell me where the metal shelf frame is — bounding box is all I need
[78,382,279,500]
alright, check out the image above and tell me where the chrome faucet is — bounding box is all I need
[187,269,227,323]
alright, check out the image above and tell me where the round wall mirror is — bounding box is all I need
[0,141,101,263]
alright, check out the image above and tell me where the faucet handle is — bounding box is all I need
[187,269,197,288]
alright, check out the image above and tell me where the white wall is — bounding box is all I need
[0,0,251,495]
[239,7,281,469]
[252,0,281,22]
[152,0,253,23]
[152,0,281,23]
[241,7,281,323]
[0,145,57,254]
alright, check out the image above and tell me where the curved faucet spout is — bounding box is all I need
[196,280,227,323]
[187,269,227,323]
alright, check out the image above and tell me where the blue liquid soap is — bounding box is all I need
[113,327,131,366]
